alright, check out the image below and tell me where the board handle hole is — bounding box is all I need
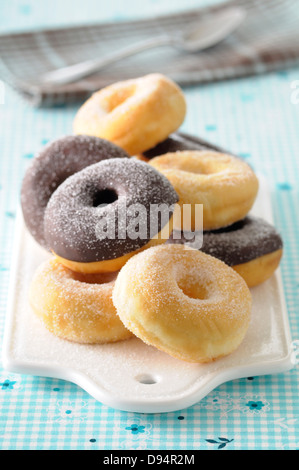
[135,374,159,385]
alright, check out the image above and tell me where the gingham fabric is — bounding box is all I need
[0,0,299,451]
[0,0,299,106]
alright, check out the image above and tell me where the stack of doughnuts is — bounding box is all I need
[22,137,178,344]
[149,150,283,288]
[21,73,283,364]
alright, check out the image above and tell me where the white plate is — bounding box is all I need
[2,176,297,413]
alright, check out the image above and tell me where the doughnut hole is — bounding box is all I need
[176,275,209,300]
[153,153,231,176]
[101,84,137,113]
[173,258,213,301]
[92,188,118,207]
[177,281,208,301]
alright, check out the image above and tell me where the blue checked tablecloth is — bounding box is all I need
[0,0,299,451]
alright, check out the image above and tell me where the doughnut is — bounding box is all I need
[168,216,283,287]
[21,135,129,249]
[44,158,178,273]
[143,131,230,160]
[73,73,187,156]
[112,244,252,363]
[149,150,259,231]
[29,258,133,344]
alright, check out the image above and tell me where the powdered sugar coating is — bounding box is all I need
[29,257,132,344]
[44,158,178,262]
[112,244,252,363]
[21,135,129,249]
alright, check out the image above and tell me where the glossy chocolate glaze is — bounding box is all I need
[168,216,283,266]
[143,131,231,159]
[21,135,129,249]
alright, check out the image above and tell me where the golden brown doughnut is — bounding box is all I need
[112,244,252,363]
[73,73,186,155]
[149,150,259,231]
[29,258,133,344]
[233,249,283,288]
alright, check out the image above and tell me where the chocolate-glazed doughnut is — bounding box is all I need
[168,216,283,287]
[21,135,129,249]
[44,158,179,273]
[143,131,231,160]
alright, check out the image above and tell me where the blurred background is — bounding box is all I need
[1,0,299,106]
[0,0,222,31]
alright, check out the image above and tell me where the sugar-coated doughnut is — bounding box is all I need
[29,258,133,344]
[149,150,259,231]
[73,74,186,156]
[44,158,178,273]
[168,216,283,287]
[21,135,129,249]
[112,244,252,363]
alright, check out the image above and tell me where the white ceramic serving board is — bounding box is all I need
[2,176,297,413]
